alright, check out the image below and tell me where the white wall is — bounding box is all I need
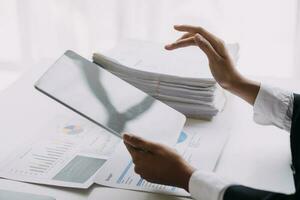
[0,0,298,88]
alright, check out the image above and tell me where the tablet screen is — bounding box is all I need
[35,50,185,144]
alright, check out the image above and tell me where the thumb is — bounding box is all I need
[194,33,220,61]
[123,133,159,153]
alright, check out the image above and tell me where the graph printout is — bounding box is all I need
[94,126,229,196]
[0,115,120,188]
[0,114,228,194]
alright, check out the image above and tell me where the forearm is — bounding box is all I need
[225,74,260,106]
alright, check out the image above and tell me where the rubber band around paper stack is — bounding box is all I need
[92,40,239,120]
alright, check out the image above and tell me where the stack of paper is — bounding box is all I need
[93,39,239,119]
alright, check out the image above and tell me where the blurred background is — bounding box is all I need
[0,0,299,90]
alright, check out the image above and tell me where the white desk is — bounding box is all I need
[0,62,296,199]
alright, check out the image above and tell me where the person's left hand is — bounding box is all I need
[123,133,195,191]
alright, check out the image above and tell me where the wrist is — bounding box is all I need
[221,71,244,91]
[178,164,195,192]
[223,73,260,105]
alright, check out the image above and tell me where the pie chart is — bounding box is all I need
[62,125,84,135]
[176,131,188,144]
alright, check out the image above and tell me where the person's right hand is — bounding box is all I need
[165,25,260,105]
[123,133,195,191]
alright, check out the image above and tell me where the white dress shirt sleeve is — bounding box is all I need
[189,170,232,200]
[188,84,294,200]
[253,84,294,132]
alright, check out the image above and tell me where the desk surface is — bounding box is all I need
[0,62,297,199]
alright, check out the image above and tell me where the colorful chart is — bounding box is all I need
[176,131,188,144]
[62,125,84,135]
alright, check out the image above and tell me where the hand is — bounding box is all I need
[123,133,195,191]
[165,25,260,105]
[165,25,241,90]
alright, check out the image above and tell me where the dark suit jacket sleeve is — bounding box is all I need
[224,185,296,200]
[223,94,300,200]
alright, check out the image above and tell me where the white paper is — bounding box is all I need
[94,126,229,196]
[101,39,239,79]
[94,142,189,196]
[92,40,235,119]
[0,115,121,188]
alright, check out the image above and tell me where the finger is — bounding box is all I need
[165,37,195,50]
[134,165,142,175]
[123,133,159,153]
[176,32,195,41]
[164,33,194,49]
[174,25,226,57]
[124,141,146,163]
[194,34,220,61]
[124,141,139,158]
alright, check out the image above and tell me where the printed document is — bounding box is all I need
[0,115,120,188]
[94,125,229,196]
[0,114,229,195]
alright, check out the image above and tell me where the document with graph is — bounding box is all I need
[94,125,229,196]
[0,50,186,189]
[0,115,121,188]
[0,114,229,192]
[0,113,188,189]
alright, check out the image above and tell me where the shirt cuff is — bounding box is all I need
[253,84,294,132]
[189,170,232,200]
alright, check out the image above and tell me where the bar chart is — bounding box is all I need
[7,139,75,177]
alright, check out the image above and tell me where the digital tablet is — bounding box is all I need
[35,50,185,144]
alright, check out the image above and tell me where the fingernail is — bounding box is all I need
[164,44,172,49]
[123,133,129,140]
[123,133,133,140]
